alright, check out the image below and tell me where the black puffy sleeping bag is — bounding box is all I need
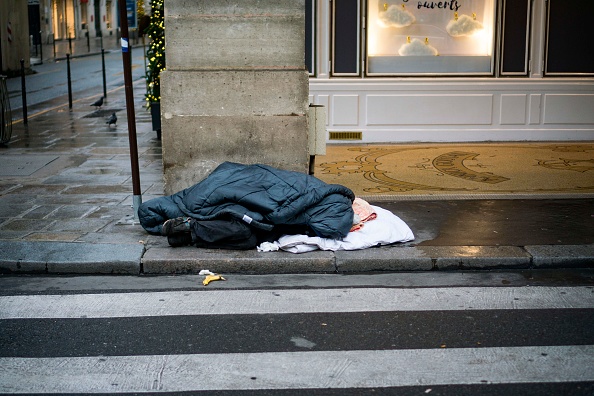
[138,162,355,240]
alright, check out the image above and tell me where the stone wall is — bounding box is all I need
[0,1,30,74]
[161,0,309,194]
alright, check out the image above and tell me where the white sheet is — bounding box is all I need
[266,205,414,254]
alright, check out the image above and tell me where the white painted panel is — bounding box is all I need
[529,94,542,125]
[544,94,594,124]
[332,95,360,125]
[366,95,493,125]
[500,95,527,125]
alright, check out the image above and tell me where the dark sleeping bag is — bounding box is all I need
[138,162,355,240]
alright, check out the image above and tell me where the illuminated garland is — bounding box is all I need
[145,0,165,106]
[137,0,145,19]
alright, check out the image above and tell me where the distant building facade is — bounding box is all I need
[1,1,30,73]
[33,0,148,44]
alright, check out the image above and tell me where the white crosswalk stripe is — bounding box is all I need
[1,286,592,319]
[1,284,593,394]
[1,346,593,393]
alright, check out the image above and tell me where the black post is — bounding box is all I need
[0,29,3,73]
[68,33,72,54]
[101,49,107,99]
[66,54,73,109]
[20,60,28,125]
[86,28,90,52]
[117,0,142,220]
[39,31,43,64]
[52,33,56,59]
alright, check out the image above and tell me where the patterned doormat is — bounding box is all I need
[314,143,594,200]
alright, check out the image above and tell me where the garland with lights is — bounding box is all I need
[145,0,165,106]
[137,0,145,19]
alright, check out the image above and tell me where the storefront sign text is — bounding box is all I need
[403,0,462,12]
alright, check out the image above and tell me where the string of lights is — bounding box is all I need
[145,0,165,106]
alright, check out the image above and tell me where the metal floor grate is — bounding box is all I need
[329,131,362,141]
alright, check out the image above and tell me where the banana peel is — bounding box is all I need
[203,274,226,286]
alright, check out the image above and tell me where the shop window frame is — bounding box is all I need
[364,0,498,77]
[306,0,316,76]
[544,0,594,76]
[499,0,531,76]
[331,0,362,76]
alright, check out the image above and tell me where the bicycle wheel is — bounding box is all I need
[0,76,12,144]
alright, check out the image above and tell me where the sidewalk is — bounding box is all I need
[0,84,593,275]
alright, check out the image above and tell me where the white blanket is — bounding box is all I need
[258,205,414,253]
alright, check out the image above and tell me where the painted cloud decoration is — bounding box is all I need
[378,5,415,28]
[398,38,438,56]
[446,14,484,37]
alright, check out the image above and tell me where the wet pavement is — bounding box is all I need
[0,38,592,275]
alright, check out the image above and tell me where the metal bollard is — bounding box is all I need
[101,49,107,99]
[39,31,43,65]
[20,59,28,125]
[66,54,72,109]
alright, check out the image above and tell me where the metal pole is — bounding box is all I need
[101,49,107,99]
[53,33,56,59]
[20,60,28,125]
[0,27,3,73]
[66,54,73,109]
[68,33,72,54]
[86,28,90,52]
[39,31,43,65]
[118,0,142,221]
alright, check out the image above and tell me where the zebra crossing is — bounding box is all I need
[1,277,593,394]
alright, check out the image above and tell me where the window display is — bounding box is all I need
[367,0,496,75]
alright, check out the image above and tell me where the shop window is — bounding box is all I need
[306,0,315,75]
[332,0,361,76]
[106,0,112,29]
[81,2,88,30]
[545,0,594,76]
[52,0,76,39]
[499,0,530,76]
[366,0,496,75]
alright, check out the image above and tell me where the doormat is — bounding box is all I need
[315,143,594,200]
[0,155,59,176]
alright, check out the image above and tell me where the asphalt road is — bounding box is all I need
[1,270,593,395]
[6,47,146,120]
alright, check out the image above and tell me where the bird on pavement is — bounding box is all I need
[106,112,117,127]
[90,96,104,109]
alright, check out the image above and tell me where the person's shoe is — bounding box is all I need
[161,217,192,236]
[167,232,193,247]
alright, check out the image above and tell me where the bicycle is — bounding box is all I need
[0,75,12,144]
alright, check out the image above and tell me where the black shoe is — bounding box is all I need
[162,217,192,236]
[167,232,193,247]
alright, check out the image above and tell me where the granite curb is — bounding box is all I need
[0,240,592,275]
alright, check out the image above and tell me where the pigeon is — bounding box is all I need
[90,96,104,109]
[106,112,117,127]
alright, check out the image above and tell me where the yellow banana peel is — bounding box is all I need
[203,274,226,286]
